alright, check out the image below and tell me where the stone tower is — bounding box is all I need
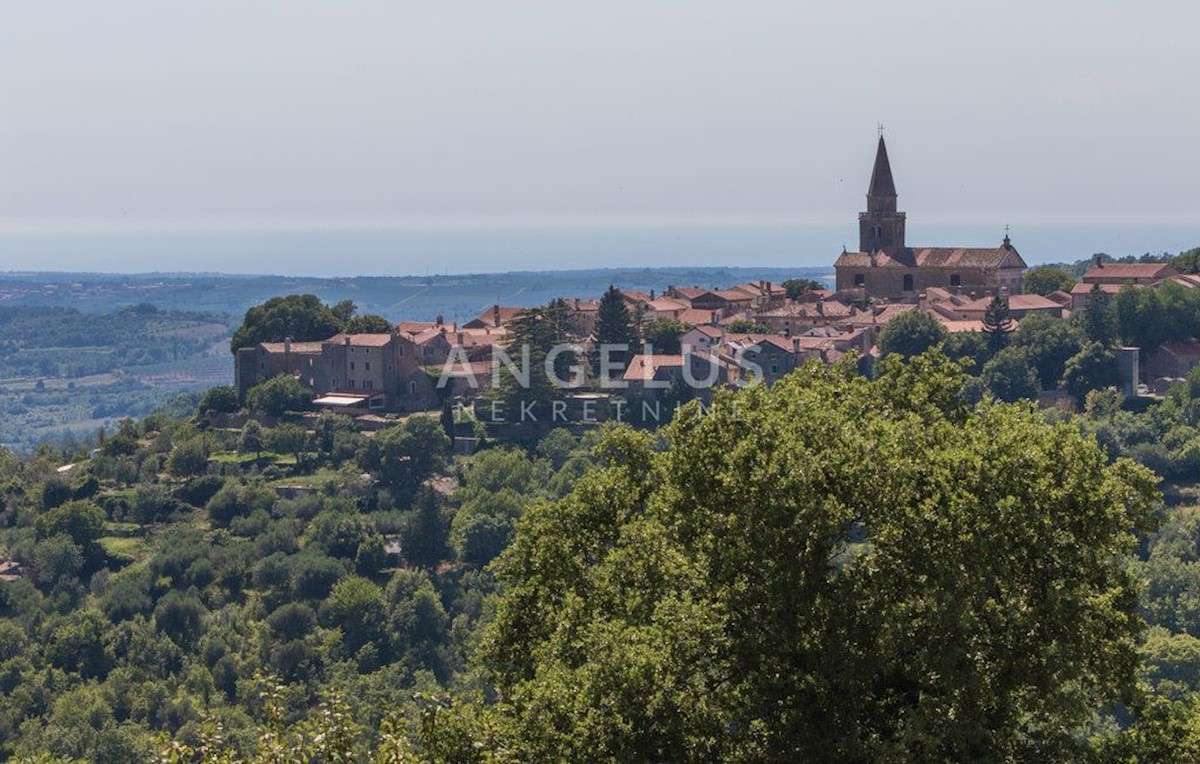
[858,135,906,253]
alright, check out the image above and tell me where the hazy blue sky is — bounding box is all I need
[0,1,1196,272]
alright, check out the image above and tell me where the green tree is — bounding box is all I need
[1012,312,1084,389]
[246,375,314,417]
[321,575,387,654]
[401,487,450,571]
[1022,265,1077,295]
[239,419,265,459]
[1079,283,1116,345]
[197,385,240,415]
[167,436,210,477]
[230,294,344,354]
[153,590,207,647]
[941,331,989,373]
[979,346,1039,402]
[493,302,582,421]
[35,499,107,569]
[877,309,948,359]
[594,286,637,374]
[266,423,310,465]
[982,294,1014,354]
[1061,341,1119,405]
[345,313,393,333]
[642,318,689,355]
[1170,246,1200,274]
[33,534,85,589]
[359,416,449,499]
[782,278,824,300]
[480,355,1158,761]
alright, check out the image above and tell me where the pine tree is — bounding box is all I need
[982,294,1014,354]
[594,286,636,378]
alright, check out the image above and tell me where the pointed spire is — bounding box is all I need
[868,135,897,199]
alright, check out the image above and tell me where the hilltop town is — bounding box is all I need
[234,137,1200,422]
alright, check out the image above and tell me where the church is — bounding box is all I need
[833,135,1027,301]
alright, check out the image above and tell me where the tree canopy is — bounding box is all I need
[877,309,947,359]
[479,354,1159,760]
[1023,265,1077,295]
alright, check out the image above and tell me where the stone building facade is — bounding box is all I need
[834,136,1027,301]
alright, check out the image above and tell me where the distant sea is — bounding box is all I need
[0,223,1195,277]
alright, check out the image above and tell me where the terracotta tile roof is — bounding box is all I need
[396,321,438,336]
[1170,275,1200,288]
[724,333,795,353]
[677,308,721,325]
[716,289,754,302]
[686,324,723,338]
[618,289,654,304]
[465,306,522,328]
[922,287,955,302]
[622,354,687,382]
[1070,283,1125,295]
[648,297,690,312]
[326,333,393,347]
[1082,263,1179,281]
[936,319,987,333]
[835,246,1026,269]
[413,326,454,345]
[958,294,1059,312]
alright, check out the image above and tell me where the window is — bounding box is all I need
[950,274,961,287]
[854,274,865,287]
[903,274,914,292]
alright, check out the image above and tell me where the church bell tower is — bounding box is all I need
[858,135,906,253]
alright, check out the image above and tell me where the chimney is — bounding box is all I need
[492,304,500,326]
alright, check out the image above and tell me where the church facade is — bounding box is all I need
[833,136,1027,301]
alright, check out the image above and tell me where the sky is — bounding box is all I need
[0,1,1196,273]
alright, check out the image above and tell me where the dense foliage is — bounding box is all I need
[11,350,1200,759]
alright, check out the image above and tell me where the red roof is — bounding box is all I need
[326,333,393,347]
[1082,263,1179,282]
[622,354,687,382]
